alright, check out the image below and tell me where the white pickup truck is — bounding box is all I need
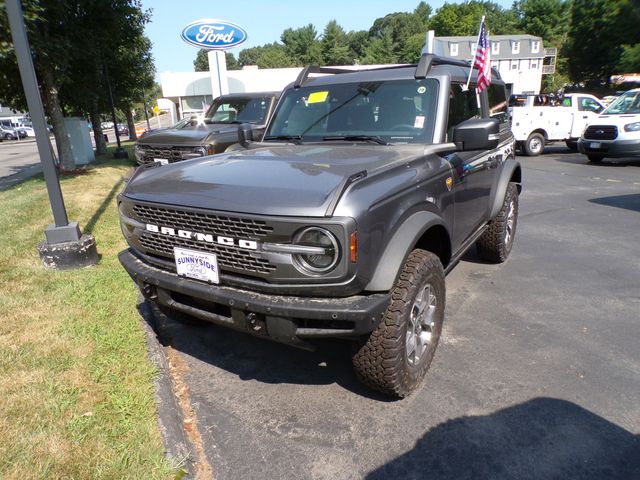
[509,93,605,156]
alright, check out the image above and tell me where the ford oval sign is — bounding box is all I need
[181,19,247,50]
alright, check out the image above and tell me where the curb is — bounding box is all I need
[138,297,196,478]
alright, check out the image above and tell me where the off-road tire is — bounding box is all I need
[524,132,545,156]
[476,182,519,263]
[587,154,604,163]
[352,249,445,398]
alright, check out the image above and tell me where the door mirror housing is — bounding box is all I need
[237,123,254,147]
[452,118,500,151]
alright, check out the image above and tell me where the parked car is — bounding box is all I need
[118,55,521,397]
[133,91,280,165]
[578,88,640,162]
[0,126,19,140]
[116,124,129,136]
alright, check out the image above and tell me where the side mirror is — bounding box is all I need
[237,123,254,147]
[452,118,500,151]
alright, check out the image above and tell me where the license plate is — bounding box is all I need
[154,158,169,165]
[589,142,601,149]
[174,247,219,284]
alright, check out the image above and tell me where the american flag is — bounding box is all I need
[473,18,491,92]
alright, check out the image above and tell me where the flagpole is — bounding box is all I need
[464,15,485,91]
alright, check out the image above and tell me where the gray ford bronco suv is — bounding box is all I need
[134,91,279,165]
[119,54,521,397]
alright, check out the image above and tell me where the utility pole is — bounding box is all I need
[5,0,98,269]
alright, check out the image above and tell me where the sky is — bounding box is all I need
[142,0,513,78]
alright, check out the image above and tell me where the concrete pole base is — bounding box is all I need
[38,234,99,269]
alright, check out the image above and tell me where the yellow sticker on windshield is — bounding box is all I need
[308,91,329,103]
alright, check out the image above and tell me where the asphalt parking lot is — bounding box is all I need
[149,147,640,480]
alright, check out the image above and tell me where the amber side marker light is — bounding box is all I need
[350,232,357,263]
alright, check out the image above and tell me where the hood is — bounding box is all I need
[596,113,640,126]
[138,124,238,145]
[123,144,421,216]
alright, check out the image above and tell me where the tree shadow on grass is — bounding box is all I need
[366,397,640,480]
[83,176,125,235]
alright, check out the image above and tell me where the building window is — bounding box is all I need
[491,42,500,55]
[512,41,520,54]
[531,60,538,69]
[471,42,477,53]
[450,43,458,56]
[531,40,540,53]
[511,60,519,70]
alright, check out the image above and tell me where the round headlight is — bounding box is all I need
[194,146,207,156]
[292,227,339,274]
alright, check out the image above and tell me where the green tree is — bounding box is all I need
[281,24,322,65]
[513,0,570,45]
[361,28,397,65]
[565,0,640,87]
[430,1,518,36]
[321,20,352,65]
[194,50,240,71]
[618,44,640,73]
[239,43,296,68]
[0,0,155,166]
[0,0,76,170]
[346,30,370,64]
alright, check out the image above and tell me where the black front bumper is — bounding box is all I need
[119,249,390,347]
[578,138,640,158]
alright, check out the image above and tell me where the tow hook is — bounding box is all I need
[246,312,267,335]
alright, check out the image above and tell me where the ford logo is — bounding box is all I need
[180,19,248,50]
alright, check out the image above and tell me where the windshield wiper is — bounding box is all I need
[322,135,389,145]
[263,135,303,145]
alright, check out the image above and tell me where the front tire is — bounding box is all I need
[476,182,519,263]
[352,249,445,398]
[524,132,545,156]
[565,139,578,151]
[587,154,604,163]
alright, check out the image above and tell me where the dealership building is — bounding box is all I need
[159,30,556,122]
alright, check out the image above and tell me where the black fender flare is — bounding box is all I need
[489,158,522,219]
[365,211,448,292]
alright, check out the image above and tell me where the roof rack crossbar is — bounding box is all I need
[294,66,356,88]
[415,53,470,79]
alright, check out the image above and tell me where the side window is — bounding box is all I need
[579,97,603,113]
[447,83,480,140]
[487,84,509,126]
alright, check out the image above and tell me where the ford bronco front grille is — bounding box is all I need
[130,204,276,274]
[584,125,618,140]
[132,204,273,238]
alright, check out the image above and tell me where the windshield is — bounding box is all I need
[204,96,273,124]
[264,79,439,144]
[603,90,640,114]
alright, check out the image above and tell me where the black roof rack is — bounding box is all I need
[415,53,470,79]
[293,54,474,88]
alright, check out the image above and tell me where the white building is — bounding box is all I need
[429,33,556,94]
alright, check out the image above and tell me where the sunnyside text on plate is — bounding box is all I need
[174,246,219,284]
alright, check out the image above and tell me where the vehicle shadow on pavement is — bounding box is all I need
[144,300,394,401]
[366,397,640,480]
[553,155,640,167]
[589,193,640,213]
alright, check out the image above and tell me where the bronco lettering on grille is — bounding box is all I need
[145,224,258,250]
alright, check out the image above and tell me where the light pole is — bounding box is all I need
[5,0,98,269]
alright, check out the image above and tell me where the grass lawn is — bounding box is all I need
[0,144,177,478]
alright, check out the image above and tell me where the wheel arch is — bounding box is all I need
[365,212,451,292]
[489,159,522,219]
